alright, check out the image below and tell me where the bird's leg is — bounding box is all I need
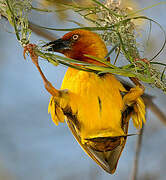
[23,44,59,97]
[122,57,147,108]
[130,77,145,91]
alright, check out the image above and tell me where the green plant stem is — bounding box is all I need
[5,0,20,41]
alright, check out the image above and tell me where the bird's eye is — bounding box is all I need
[72,34,79,40]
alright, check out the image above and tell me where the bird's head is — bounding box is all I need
[44,29,108,64]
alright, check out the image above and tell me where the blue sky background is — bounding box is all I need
[0,0,166,179]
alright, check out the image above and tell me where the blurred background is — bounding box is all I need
[0,0,166,179]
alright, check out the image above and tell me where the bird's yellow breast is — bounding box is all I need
[61,68,127,141]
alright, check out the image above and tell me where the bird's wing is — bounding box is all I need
[48,96,65,125]
[118,78,146,129]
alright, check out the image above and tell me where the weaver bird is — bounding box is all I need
[24,29,145,174]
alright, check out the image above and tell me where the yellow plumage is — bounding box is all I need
[45,29,146,174]
[48,68,145,139]
[47,68,145,173]
[61,69,126,140]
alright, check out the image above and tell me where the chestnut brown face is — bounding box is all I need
[43,29,108,64]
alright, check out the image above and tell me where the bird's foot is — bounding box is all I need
[134,58,150,67]
[23,44,38,66]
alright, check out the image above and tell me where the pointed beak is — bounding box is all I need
[43,38,71,52]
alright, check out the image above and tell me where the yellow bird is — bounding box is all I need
[25,29,145,174]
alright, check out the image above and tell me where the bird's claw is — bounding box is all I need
[134,58,150,67]
[23,44,38,66]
